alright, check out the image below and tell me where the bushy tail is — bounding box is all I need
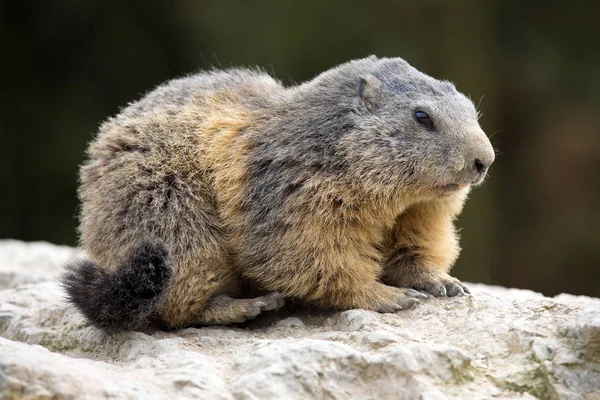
[61,243,171,332]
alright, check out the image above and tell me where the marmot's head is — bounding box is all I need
[296,56,495,199]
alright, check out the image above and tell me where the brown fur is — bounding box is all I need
[68,57,494,330]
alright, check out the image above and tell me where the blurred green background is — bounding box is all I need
[1,0,599,297]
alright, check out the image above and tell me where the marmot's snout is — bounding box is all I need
[466,133,495,185]
[451,128,495,187]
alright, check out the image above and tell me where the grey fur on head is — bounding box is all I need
[259,55,494,196]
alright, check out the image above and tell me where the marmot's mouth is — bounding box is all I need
[471,173,486,186]
[442,183,468,192]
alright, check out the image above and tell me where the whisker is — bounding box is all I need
[212,53,222,68]
[476,94,485,110]
[488,129,504,139]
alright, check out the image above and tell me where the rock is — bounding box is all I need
[0,240,83,290]
[0,240,599,399]
[577,307,600,360]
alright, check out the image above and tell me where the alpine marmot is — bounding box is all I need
[62,56,495,331]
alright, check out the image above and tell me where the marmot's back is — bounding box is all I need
[120,68,284,119]
[77,68,283,270]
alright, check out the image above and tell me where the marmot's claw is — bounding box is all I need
[409,277,470,298]
[393,297,420,311]
[437,284,447,297]
[378,288,428,313]
[404,288,429,300]
[445,281,471,297]
[236,293,286,323]
[378,303,403,313]
[445,282,464,297]
[419,283,446,297]
[258,292,286,311]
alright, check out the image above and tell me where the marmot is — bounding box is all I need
[62,56,495,332]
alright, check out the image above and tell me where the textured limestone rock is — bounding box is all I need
[0,240,598,399]
[0,240,83,290]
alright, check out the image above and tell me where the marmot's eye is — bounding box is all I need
[414,110,434,130]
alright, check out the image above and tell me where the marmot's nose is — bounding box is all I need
[473,158,488,174]
[466,127,495,179]
[471,147,495,176]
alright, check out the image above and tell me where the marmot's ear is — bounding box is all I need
[359,75,382,112]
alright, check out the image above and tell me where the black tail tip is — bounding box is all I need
[61,242,171,332]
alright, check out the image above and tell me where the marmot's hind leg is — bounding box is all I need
[157,254,285,328]
[194,292,285,325]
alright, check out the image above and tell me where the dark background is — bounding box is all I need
[1,0,599,297]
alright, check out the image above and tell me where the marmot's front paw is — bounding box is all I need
[408,273,470,298]
[377,288,429,313]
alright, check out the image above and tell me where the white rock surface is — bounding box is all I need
[0,240,598,400]
[0,240,83,290]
